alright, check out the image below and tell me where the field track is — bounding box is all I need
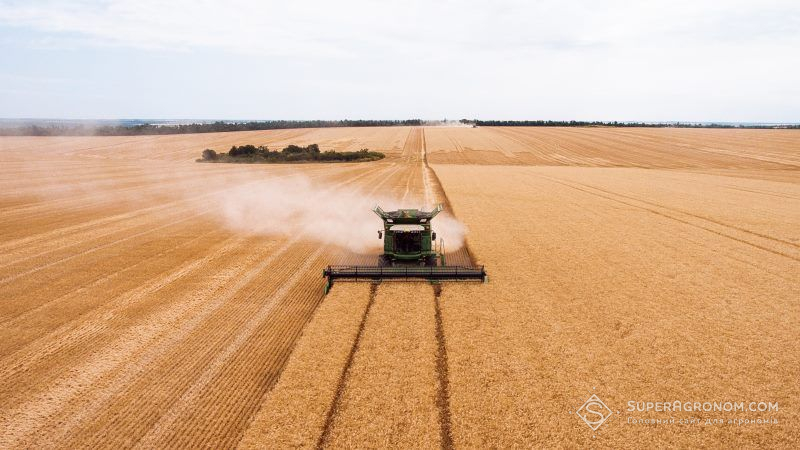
[1,127,798,448]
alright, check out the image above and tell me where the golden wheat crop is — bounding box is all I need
[434,164,799,448]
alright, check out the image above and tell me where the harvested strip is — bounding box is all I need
[136,247,326,447]
[324,283,440,448]
[433,285,453,450]
[238,283,373,449]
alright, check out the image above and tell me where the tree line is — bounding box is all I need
[199,143,385,164]
[3,118,796,136]
[459,119,800,129]
[0,120,423,136]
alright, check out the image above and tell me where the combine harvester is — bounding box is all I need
[323,204,487,293]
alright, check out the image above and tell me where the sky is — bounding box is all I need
[0,0,798,122]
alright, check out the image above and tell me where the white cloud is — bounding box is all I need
[0,0,799,120]
[2,0,796,57]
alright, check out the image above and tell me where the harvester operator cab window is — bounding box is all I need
[389,224,424,254]
[394,232,422,253]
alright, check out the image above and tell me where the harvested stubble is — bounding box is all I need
[0,127,418,448]
[239,281,448,450]
[238,283,373,449]
[322,282,441,449]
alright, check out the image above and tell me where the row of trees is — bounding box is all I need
[459,119,800,129]
[200,144,385,163]
[5,119,796,136]
[0,120,424,136]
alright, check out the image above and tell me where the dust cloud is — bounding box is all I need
[12,155,467,254]
[210,174,466,253]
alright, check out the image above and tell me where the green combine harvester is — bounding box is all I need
[323,204,487,293]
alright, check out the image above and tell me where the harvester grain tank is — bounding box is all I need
[323,204,486,293]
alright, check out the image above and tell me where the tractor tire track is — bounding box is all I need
[433,284,454,450]
[423,129,479,266]
[316,282,379,450]
[580,180,800,249]
[538,174,800,262]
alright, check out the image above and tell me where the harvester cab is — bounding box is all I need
[373,204,443,267]
[323,204,486,293]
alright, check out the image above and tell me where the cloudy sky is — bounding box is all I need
[1,0,798,122]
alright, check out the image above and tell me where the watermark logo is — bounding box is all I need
[569,388,781,437]
[576,394,614,431]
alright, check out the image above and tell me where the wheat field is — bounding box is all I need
[1,127,798,448]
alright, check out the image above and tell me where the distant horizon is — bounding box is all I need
[2,118,799,126]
